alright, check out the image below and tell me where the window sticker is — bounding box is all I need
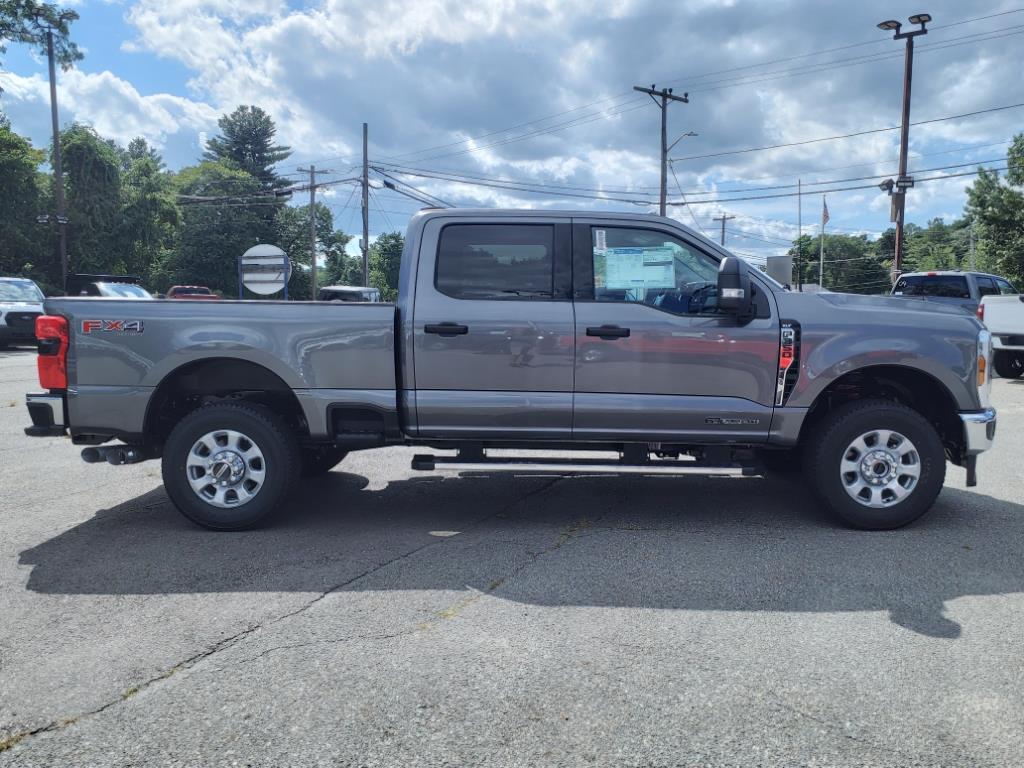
[601,246,676,289]
[594,229,607,253]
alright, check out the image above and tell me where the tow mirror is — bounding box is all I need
[717,256,752,315]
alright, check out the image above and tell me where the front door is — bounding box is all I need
[412,216,575,438]
[571,221,779,442]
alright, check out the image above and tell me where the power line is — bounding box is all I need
[672,103,1024,163]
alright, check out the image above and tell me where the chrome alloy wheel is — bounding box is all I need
[185,429,266,508]
[840,429,921,508]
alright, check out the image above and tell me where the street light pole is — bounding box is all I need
[44,28,69,290]
[878,13,930,282]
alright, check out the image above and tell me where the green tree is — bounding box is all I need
[275,202,334,300]
[965,137,1024,286]
[60,123,123,276]
[804,233,890,294]
[203,105,291,191]
[120,138,177,284]
[0,116,47,279]
[368,231,404,300]
[0,1,82,75]
[155,162,265,295]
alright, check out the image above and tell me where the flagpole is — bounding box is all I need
[819,195,826,290]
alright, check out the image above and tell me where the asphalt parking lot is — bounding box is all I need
[1,345,1023,767]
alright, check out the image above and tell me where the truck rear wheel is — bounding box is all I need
[804,399,945,530]
[161,402,300,531]
[993,351,1024,379]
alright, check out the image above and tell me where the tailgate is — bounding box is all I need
[982,295,1024,335]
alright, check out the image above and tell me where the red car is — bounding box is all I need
[166,285,219,300]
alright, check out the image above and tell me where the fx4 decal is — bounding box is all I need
[81,319,145,334]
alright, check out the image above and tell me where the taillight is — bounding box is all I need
[36,315,68,390]
[977,304,985,322]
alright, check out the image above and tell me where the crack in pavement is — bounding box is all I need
[0,475,565,757]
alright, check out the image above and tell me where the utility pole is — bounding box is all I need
[633,84,689,216]
[43,27,68,290]
[969,220,976,270]
[361,122,370,286]
[296,165,322,298]
[877,13,930,282]
[712,214,735,246]
[797,179,803,291]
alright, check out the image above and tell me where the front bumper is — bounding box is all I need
[25,393,67,437]
[960,408,996,455]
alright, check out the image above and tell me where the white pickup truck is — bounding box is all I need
[980,293,1024,378]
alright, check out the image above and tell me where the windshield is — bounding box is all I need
[173,286,210,295]
[893,275,970,299]
[0,281,44,302]
[96,283,152,298]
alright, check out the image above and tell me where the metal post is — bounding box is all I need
[308,165,317,299]
[819,196,826,289]
[362,122,370,286]
[45,30,68,290]
[893,34,915,278]
[797,179,803,291]
[969,221,976,270]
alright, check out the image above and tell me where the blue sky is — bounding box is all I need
[2,0,1023,265]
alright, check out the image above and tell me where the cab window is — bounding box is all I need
[591,227,719,315]
[995,277,1017,295]
[436,224,554,300]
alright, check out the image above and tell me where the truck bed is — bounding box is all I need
[47,297,398,439]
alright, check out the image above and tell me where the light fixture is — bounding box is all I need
[877,19,901,30]
[908,13,932,24]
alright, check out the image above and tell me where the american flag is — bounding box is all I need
[822,197,830,227]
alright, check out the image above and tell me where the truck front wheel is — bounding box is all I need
[161,402,300,531]
[993,351,1024,379]
[804,399,946,530]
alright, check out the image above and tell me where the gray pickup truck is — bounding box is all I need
[24,210,996,531]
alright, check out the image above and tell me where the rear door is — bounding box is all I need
[571,220,779,442]
[411,216,575,438]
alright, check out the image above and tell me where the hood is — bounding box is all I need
[815,292,976,318]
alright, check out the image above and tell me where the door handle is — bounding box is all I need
[586,325,631,340]
[424,322,469,336]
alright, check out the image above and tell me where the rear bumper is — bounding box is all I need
[992,335,1024,352]
[960,408,996,455]
[25,393,67,437]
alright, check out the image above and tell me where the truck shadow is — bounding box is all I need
[18,471,1024,639]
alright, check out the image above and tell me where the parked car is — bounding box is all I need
[891,270,1016,315]
[167,285,218,300]
[67,274,152,299]
[0,277,45,348]
[978,292,1024,378]
[24,209,996,532]
[317,285,382,302]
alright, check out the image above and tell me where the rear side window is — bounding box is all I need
[995,278,1017,295]
[976,277,999,297]
[436,224,554,299]
[893,275,970,299]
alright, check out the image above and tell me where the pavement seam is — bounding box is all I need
[0,475,564,757]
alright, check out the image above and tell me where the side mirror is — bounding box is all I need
[717,256,752,315]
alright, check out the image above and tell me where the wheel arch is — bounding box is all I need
[797,364,965,463]
[144,357,309,443]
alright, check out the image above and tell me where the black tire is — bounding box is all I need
[300,446,348,477]
[993,351,1024,379]
[161,402,300,531]
[757,448,802,474]
[803,399,946,530]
